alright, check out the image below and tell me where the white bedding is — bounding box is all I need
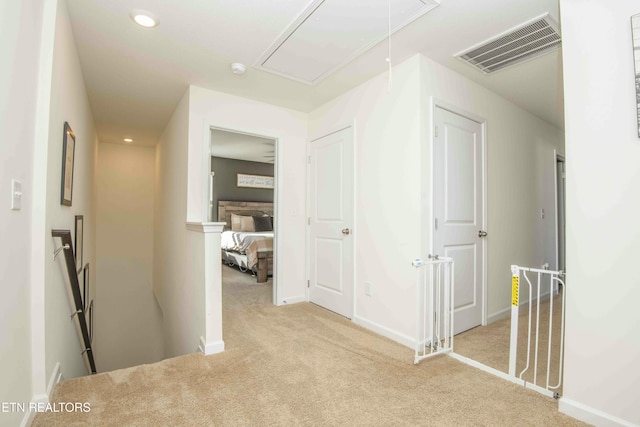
[220,230,274,254]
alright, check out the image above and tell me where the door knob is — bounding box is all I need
[478,230,488,238]
[342,228,351,235]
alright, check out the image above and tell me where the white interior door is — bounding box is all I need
[433,107,485,334]
[309,127,354,318]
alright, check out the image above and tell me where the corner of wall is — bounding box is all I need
[21,362,62,427]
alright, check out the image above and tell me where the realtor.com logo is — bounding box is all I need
[1,402,91,413]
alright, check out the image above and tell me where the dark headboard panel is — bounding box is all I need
[218,201,274,228]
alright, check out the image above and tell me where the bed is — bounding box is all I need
[218,201,274,283]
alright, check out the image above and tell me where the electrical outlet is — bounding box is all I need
[364,282,372,296]
[542,262,549,270]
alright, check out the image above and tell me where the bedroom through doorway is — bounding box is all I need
[209,128,278,318]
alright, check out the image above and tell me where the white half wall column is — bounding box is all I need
[186,222,226,355]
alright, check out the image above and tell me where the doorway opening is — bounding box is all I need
[209,128,279,309]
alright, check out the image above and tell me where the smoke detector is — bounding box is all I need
[230,63,246,75]
[455,13,561,74]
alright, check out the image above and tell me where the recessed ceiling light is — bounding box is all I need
[124,138,133,143]
[130,10,158,28]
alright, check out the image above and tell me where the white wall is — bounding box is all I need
[154,85,307,356]
[0,0,45,424]
[187,86,309,304]
[44,0,98,380]
[559,1,640,425]
[95,142,164,372]
[308,54,564,346]
[154,89,205,357]
[419,55,565,320]
[309,56,423,344]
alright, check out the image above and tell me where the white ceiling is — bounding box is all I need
[211,129,275,164]
[66,0,563,148]
[256,0,438,84]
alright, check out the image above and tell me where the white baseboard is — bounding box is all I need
[280,295,306,305]
[487,290,555,325]
[559,398,636,427]
[353,315,415,349]
[199,336,225,355]
[21,362,63,427]
[47,362,62,396]
[487,307,510,324]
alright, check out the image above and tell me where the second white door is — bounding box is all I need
[433,107,485,334]
[308,126,354,319]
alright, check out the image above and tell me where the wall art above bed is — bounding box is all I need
[237,173,274,189]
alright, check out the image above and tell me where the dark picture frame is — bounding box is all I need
[88,299,94,343]
[632,13,640,137]
[61,122,76,206]
[83,263,90,311]
[75,215,84,271]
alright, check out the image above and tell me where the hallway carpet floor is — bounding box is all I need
[33,267,587,426]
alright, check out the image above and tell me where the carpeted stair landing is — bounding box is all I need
[33,267,588,426]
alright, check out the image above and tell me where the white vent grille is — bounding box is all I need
[455,14,561,74]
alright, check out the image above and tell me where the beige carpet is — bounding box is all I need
[456,289,565,393]
[34,268,586,426]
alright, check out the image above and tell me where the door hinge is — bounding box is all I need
[307,280,310,288]
[308,155,311,164]
[307,217,310,225]
[434,125,438,138]
[435,218,438,230]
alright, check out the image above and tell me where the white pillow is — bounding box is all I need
[230,213,255,232]
[239,215,255,232]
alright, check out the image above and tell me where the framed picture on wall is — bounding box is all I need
[75,215,83,271]
[88,299,94,343]
[237,173,274,189]
[632,13,640,137]
[83,263,90,311]
[60,122,76,206]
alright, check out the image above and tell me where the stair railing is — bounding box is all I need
[52,229,96,374]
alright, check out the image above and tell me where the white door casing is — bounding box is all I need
[308,126,354,319]
[433,106,485,334]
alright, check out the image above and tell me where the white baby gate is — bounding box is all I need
[411,258,567,399]
[509,265,566,398]
[411,255,455,364]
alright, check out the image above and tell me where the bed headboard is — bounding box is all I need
[218,201,274,228]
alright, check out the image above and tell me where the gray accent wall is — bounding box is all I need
[211,156,274,221]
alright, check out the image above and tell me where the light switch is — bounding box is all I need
[11,179,22,211]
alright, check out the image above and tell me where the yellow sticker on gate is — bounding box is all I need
[512,276,519,306]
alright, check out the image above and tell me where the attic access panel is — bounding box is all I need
[255,0,439,85]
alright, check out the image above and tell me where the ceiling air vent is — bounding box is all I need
[455,13,561,74]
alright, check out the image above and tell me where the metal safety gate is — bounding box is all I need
[411,255,455,364]
[411,258,567,399]
[509,265,566,398]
